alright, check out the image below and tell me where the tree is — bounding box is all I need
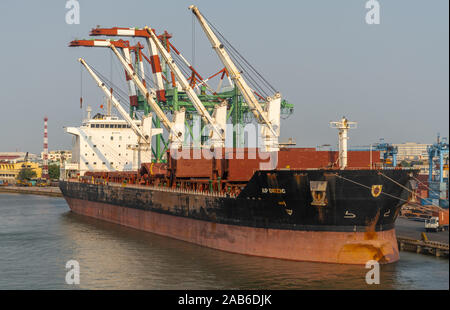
[48,164,60,180]
[17,168,36,181]
[400,160,411,167]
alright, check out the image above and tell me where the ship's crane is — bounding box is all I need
[145,26,226,148]
[189,5,281,152]
[69,39,150,107]
[90,27,167,102]
[89,27,225,99]
[108,43,186,149]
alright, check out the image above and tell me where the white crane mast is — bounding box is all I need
[188,5,279,142]
[330,117,357,169]
[108,44,185,147]
[144,26,226,147]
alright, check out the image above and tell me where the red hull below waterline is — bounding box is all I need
[64,197,399,265]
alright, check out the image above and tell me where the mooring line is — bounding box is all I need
[332,173,411,204]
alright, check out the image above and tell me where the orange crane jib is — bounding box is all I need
[68,39,143,50]
[90,27,172,41]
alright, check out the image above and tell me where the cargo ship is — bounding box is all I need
[60,5,417,264]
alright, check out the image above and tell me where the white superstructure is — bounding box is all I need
[61,112,155,178]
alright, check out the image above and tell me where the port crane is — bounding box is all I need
[145,26,226,148]
[428,134,449,184]
[71,38,186,150]
[90,27,228,97]
[78,58,160,144]
[69,39,149,109]
[72,10,294,159]
[189,5,281,152]
[107,43,186,149]
[78,58,178,168]
[90,27,168,102]
[83,28,226,147]
[373,139,398,167]
[88,27,231,150]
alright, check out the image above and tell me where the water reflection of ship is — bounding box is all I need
[60,211,399,289]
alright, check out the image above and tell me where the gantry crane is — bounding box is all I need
[107,43,186,150]
[189,5,281,152]
[89,25,293,152]
[373,138,398,167]
[69,39,151,115]
[90,27,168,102]
[79,58,160,167]
[71,7,294,160]
[78,57,166,164]
[145,26,226,148]
[428,134,449,184]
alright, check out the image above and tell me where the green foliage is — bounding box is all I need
[400,160,411,167]
[17,168,36,181]
[48,164,60,180]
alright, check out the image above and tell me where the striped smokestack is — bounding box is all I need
[43,117,49,179]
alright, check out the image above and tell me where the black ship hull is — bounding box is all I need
[60,169,414,264]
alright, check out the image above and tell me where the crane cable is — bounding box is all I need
[202,14,277,96]
[192,13,196,69]
[80,63,83,109]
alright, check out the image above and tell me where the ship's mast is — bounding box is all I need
[330,117,357,169]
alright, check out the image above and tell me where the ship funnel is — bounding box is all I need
[330,117,357,169]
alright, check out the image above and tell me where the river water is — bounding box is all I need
[0,193,448,290]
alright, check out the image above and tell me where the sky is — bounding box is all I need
[0,0,448,154]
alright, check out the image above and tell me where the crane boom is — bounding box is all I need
[189,5,278,138]
[108,44,184,144]
[90,27,167,102]
[78,58,151,144]
[144,26,225,144]
[70,39,145,106]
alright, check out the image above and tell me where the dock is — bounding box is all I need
[0,186,62,197]
[395,217,449,258]
[397,237,449,258]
